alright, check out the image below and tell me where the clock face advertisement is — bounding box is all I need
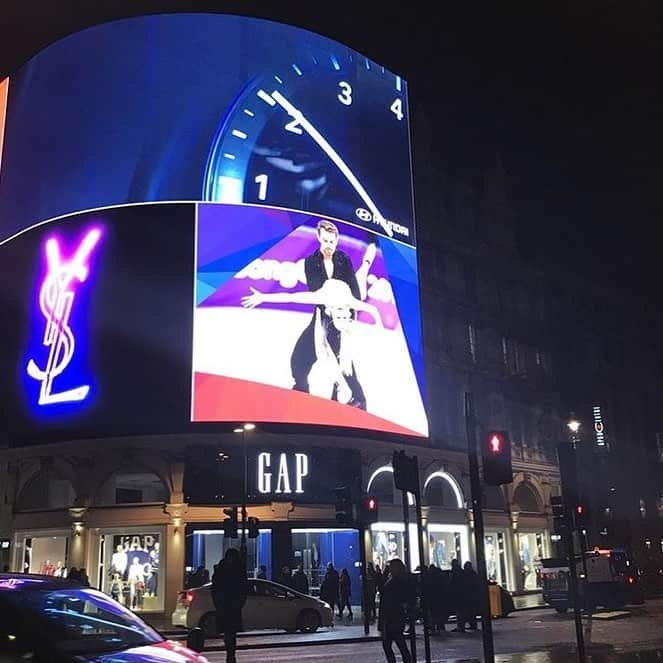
[0,14,428,441]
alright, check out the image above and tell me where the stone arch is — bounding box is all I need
[366,464,396,504]
[512,480,544,514]
[16,458,77,511]
[422,470,464,508]
[91,454,171,506]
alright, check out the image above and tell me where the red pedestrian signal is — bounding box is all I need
[361,495,379,524]
[489,434,502,453]
[482,431,513,486]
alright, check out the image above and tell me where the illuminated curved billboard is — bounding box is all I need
[0,13,427,440]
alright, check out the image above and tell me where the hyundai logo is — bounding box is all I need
[355,207,373,222]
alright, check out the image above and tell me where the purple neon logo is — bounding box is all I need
[26,227,102,405]
[0,577,44,590]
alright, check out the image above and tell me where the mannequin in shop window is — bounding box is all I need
[147,542,160,597]
[128,556,145,610]
[111,544,129,580]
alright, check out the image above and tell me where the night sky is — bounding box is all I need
[1,1,661,300]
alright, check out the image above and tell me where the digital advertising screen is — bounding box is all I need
[0,13,428,442]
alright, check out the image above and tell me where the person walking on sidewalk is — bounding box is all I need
[292,563,309,595]
[320,562,339,613]
[212,548,248,663]
[366,562,378,622]
[378,558,412,663]
[338,568,353,619]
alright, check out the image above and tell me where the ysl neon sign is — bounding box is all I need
[26,227,102,405]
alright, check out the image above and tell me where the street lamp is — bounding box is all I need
[567,415,581,448]
[233,423,255,561]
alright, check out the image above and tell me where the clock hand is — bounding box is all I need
[270,90,393,238]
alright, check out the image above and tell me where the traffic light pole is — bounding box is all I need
[401,488,417,663]
[464,392,495,663]
[412,456,432,663]
[358,522,370,635]
[241,430,248,564]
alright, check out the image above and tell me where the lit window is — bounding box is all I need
[639,499,647,519]
[502,337,509,368]
[656,496,663,518]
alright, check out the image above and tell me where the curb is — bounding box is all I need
[201,634,382,652]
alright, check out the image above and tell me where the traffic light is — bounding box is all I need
[573,503,588,531]
[247,516,260,539]
[361,495,379,524]
[334,486,354,525]
[393,450,419,493]
[223,506,238,539]
[551,496,570,534]
[482,431,513,486]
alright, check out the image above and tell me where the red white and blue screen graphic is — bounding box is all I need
[193,204,427,437]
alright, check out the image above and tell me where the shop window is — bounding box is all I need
[98,531,162,612]
[21,535,69,575]
[291,528,359,599]
[95,471,168,506]
[16,474,75,511]
[513,482,542,514]
[518,532,544,590]
[191,529,272,583]
[484,532,508,587]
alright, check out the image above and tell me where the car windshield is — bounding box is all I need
[0,584,163,655]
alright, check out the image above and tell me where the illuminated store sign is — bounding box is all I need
[593,405,606,447]
[257,452,309,494]
[26,227,102,406]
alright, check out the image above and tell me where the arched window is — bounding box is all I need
[512,482,542,513]
[95,471,168,506]
[423,472,464,508]
[16,472,76,511]
[367,467,395,504]
[484,485,506,511]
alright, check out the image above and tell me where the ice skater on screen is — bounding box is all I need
[241,278,381,409]
[291,220,376,393]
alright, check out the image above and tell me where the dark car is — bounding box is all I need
[0,573,207,662]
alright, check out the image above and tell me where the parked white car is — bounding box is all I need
[171,578,334,636]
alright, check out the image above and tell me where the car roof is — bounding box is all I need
[0,573,87,591]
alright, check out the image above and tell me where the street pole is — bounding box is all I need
[558,441,586,662]
[358,523,370,635]
[401,487,417,663]
[241,429,248,563]
[464,392,495,663]
[412,456,432,663]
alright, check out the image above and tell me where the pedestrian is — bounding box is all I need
[279,565,293,588]
[427,564,448,633]
[449,558,467,632]
[292,563,309,595]
[378,559,412,663]
[212,548,248,663]
[257,564,267,580]
[461,561,480,630]
[320,562,339,611]
[366,562,378,621]
[339,568,352,619]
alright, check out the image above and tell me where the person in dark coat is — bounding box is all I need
[212,548,248,663]
[449,558,467,632]
[338,568,352,619]
[427,564,448,633]
[378,558,412,663]
[461,561,480,630]
[319,562,339,611]
[366,562,378,621]
[292,563,309,595]
[279,565,293,588]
